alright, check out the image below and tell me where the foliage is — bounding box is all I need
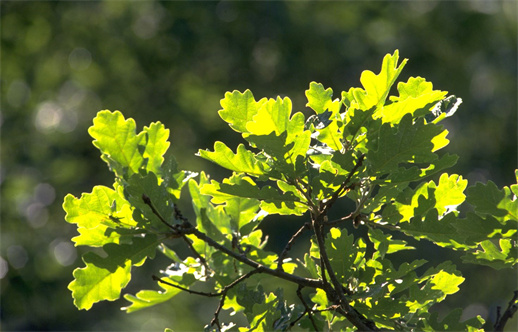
[64,51,517,331]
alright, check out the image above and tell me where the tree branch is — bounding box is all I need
[276,221,311,271]
[186,226,323,289]
[152,275,221,297]
[142,195,323,289]
[295,285,319,331]
[142,194,176,231]
[494,290,518,331]
[211,269,261,330]
[321,153,365,216]
[143,195,211,274]
[312,209,379,331]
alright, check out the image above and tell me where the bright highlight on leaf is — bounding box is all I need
[64,51,516,332]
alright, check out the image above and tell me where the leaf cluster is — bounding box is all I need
[64,51,517,331]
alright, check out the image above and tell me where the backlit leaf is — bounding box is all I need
[69,235,159,310]
[198,142,269,177]
[218,90,267,134]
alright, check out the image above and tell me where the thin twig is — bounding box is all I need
[152,275,221,297]
[321,154,365,215]
[325,212,355,226]
[292,178,318,212]
[187,226,323,289]
[277,222,311,271]
[142,194,176,231]
[494,290,518,331]
[143,195,211,274]
[210,269,261,329]
[142,195,323,289]
[312,210,379,331]
[180,234,212,274]
[295,285,319,331]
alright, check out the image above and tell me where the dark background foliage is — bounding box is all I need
[1,1,516,331]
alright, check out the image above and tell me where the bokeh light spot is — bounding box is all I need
[24,202,49,229]
[35,101,63,132]
[7,245,29,270]
[0,256,8,279]
[34,183,56,206]
[52,241,77,266]
[68,47,92,71]
[7,80,31,108]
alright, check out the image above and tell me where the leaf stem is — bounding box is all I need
[276,221,311,271]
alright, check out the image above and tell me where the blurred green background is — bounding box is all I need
[1,1,516,331]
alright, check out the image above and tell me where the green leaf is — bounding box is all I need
[397,211,468,249]
[368,228,414,260]
[390,173,467,223]
[123,271,196,313]
[125,172,177,231]
[162,155,198,201]
[63,186,137,247]
[325,227,367,284]
[379,153,459,185]
[405,262,464,313]
[69,235,159,310]
[306,82,335,114]
[286,112,312,160]
[466,180,518,222]
[198,142,269,177]
[366,114,446,174]
[427,308,484,331]
[88,110,146,178]
[142,121,170,175]
[242,290,287,331]
[461,239,518,269]
[381,77,447,124]
[306,82,344,151]
[246,96,292,136]
[189,172,231,240]
[245,131,294,167]
[88,110,170,179]
[357,50,408,110]
[201,174,308,216]
[342,106,376,143]
[218,89,267,133]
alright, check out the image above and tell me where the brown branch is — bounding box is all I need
[186,226,323,289]
[142,194,176,231]
[294,285,319,331]
[211,269,261,330]
[143,195,211,274]
[312,211,380,331]
[325,211,355,226]
[142,195,323,289]
[180,234,212,275]
[152,275,221,297]
[276,221,311,271]
[321,153,365,215]
[494,290,518,331]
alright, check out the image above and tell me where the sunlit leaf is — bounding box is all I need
[198,142,269,177]
[218,90,267,134]
[366,114,445,174]
[69,235,159,310]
